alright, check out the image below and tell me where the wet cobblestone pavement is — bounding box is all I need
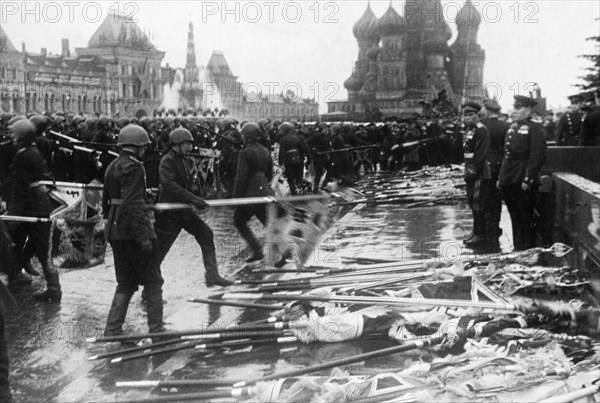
[5,201,515,402]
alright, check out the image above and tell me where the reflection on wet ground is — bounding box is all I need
[5,202,514,402]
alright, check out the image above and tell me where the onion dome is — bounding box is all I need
[366,46,382,61]
[353,3,380,41]
[377,4,405,37]
[457,0,482,28]
[344,73,363,92]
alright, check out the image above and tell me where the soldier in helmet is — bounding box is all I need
[498,96,547,251]
[154,128,232,287]
[233,122,274,263]
[6,120,61,302]
[306,123,331,193]
[29,115,54,170]
[217,117,242,197]
[278,122,311,195]
[102,125,165,336]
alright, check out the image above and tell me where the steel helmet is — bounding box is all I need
[279,122,295,136]
[169,128,194,145]
[139,116,153,129]
[72,115,85,125]
[116,117,131,129]
[9,120,36,145]
[241,122,262,141]
[8,115,25,126]
[98,116,112,127]
[29,115,50,133]
[118,124,151,146]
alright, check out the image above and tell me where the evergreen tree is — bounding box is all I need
[577,20,600,90]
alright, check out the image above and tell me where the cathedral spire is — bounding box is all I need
[186,21,197,68]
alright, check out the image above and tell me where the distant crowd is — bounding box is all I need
[1,91,599,196]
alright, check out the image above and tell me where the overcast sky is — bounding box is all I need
[2,1,598,113]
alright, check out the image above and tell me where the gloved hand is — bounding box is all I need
[140,239,153,255]
[193,198,209,210]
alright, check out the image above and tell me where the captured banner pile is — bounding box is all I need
[49,180,107,268]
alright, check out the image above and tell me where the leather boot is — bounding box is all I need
[144,287,165,333]
[104,292,132,337]
[32,267,61,303]
[462,232,475,243]
[237,224,264,263]
[204,254,233,287]
[465,212,486,248]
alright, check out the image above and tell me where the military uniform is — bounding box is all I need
[219,127,243,196]
[154,143,230,287]
[499,111,547,251]
[102,148,164,335]
[480,114,510,248]
[557,111,583,146]
[278,127,311,195]
[581,107,600,146]
[7,142,61,301]
[306,129,331,193]
[232,129,274,261]
[462,118,491,246]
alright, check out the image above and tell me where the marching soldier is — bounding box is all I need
[306,123,331,193]
[154,128,232,287]
[557,94,584,145]
[480,99,510,251]
[217,117,242,197]
[6,120,61,302]
[461,102,491,249]
[233,123,274,263]
[278,122,311,195]
[498,96,547,251]
[102,125,165,336]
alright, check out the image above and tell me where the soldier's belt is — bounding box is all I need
[108,199,153,210]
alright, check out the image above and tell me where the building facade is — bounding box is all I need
[0,13,165,117]
[326,0,486,121]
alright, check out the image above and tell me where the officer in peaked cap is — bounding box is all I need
[557,94,584,145]
[498,95,547,251]
[581,89,600,146]
[483,99,502,112]
[480,99,510,251]
[460,101,491,249]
